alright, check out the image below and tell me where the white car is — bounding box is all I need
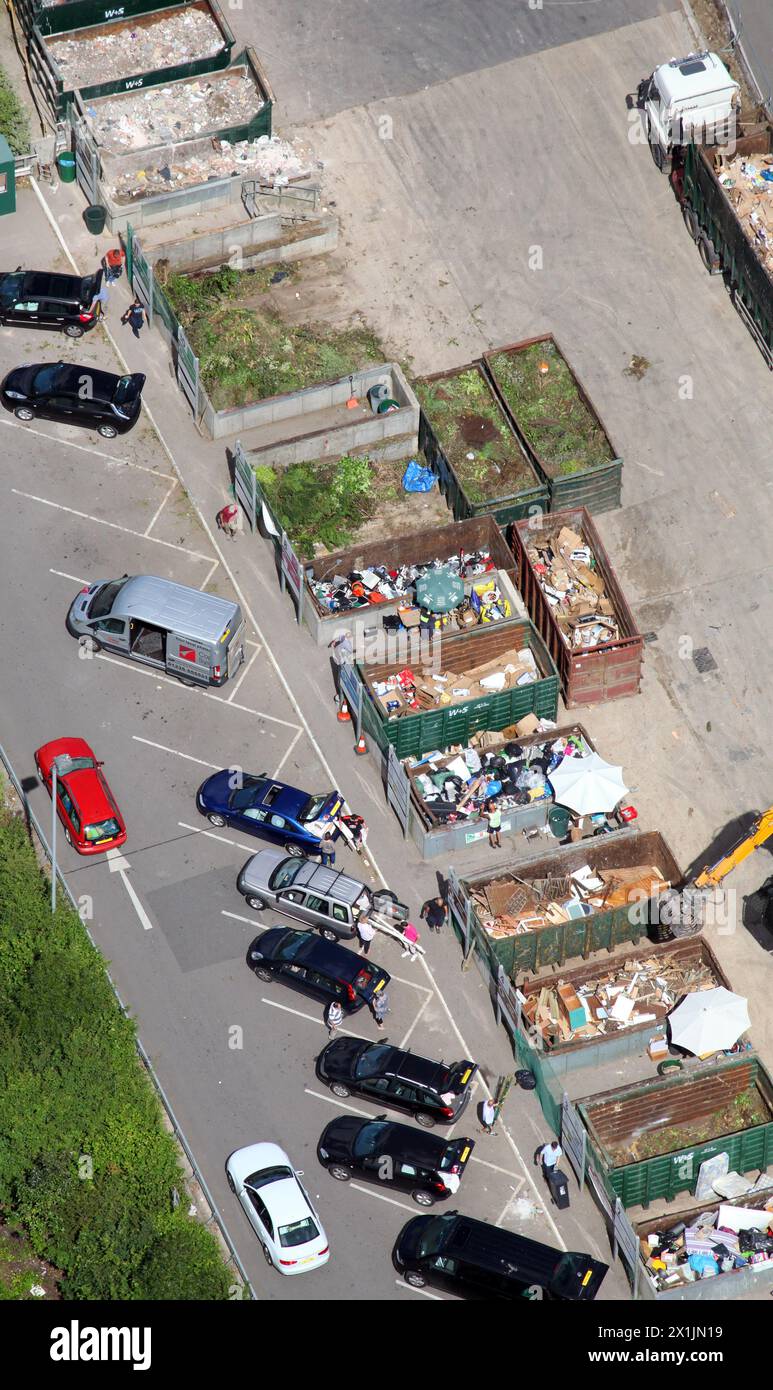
[226,1142,330,1275]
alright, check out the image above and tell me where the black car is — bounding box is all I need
[317,1115,474,1206]
[393,1212,609,1300]
[248,929,390,1013]
[1,361,145,438]
[316,1037,477,1127]
[0,268,103,337]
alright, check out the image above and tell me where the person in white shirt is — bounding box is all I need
[356,913,376,956]
[535,1140,562,1181]
[480,1097,499,1134]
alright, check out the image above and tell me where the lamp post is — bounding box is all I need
[50,753,75,914]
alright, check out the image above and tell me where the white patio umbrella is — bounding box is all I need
[547,751,629,816]
[668,987,750,1056]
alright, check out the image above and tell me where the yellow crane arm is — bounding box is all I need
[694,807,773,888]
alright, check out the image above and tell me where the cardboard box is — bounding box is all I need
[514,713,540,736]
[557,982,585,1030]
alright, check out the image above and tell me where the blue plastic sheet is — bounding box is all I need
[402,459,435,493]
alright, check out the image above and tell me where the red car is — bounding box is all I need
[35,737,127,854]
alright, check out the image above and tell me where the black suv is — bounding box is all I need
[316,1037,477,1126]
[1,362,145,438]
[248,929,390,1013]
[317,1115,474,1206]
[393,1212,609,1300]
[0,268,103,337]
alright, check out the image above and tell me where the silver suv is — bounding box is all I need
[236,847,407,941]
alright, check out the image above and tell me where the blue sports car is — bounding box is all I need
[196,770,343,856]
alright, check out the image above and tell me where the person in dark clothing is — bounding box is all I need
[318,830,337,868]
[122,297,146,339]
[421,895,447,933]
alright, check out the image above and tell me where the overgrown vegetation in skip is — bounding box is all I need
[0,65,30,155]
[415,367,535,503]
[256,454,377,558]
[487,340,614,478]
[164,266,385,409]
[0,808,232,1300]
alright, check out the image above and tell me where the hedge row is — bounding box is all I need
[0,65,30,157]
[0,810,232,1299]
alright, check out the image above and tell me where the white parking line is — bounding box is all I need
[304,1088,371,1118]
[178,821,257,854]
[132,737,220,770]
[0,414,176,478]
[469,1155,525,1180]
[495,1190,521,1228]
[398,990,433,1049]
[260,998,360,1037]
[92,652,301,730]
[394,1280,443,1300]
[349,1183,417,1215]
[200,557,220,592]
[50,568,87,584]
[272,728,302,778]
[222,909,258,926]
[227,642,262,703]
[144,479,177,537]
[11,488,214,561]
[386,972,433,996]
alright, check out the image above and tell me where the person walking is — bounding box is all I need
[325,999,344,1037]
[421,895,447,934]
[216,502,239,540]
[121,297,147,339]
[328,629,353,701]
[535,1140,563,1183]
[400,921,420,962]
[371,988,390,1030]
[480,1097,499,1134]
[356,912,376,956]
[486,798,502,849]
[89,279,110,320]
[319,830,337,869]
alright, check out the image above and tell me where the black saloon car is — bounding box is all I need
[1,361,145,437]
[248,929,390,1013]
[316,1037,477,1126]
[0,267,103,337]
[317,1115,474,1206]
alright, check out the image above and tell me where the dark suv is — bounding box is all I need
[393,1212,609,1300]
[1,361,145,438]
[248,929,390,1013]
[0,268,103,337]
[316,1037,477,1126]
[317,1115,474,1206]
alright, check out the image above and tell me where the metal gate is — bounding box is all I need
[385,744,411,835]
[176,323,200,418]
[130,235,154,326]
[233,440,257,531]
[561,1092,587,1185]
[73,118,99,206]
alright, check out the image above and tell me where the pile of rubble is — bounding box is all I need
[522,951,719,1044]
[718,151,773,277]
[105,134,313,203]
[311,549,513,627]
[371,643,542,719]
[87,72,264,153]
[473,861,670,939]
[407,723,587,827]
[48,8,224,88]
[643,1176,773,1291]
[525,522,619,650]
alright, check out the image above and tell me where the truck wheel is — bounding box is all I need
[682,206,700,241]
[698,235,720,273]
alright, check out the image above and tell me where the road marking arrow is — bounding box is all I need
[105,848,153,930]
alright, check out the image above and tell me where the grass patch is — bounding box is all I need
[0,804,233,1301]
[0,65,30,156]
[257,454,378,558]
[487,340,614,478]
[415,366,536,504]
[164,266,385,410]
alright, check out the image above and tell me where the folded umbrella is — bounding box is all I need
[548,751,629,816]
[668,987,750,1056]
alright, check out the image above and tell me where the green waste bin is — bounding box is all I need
[547,806,572,841]
[84,204,107,235]
[57,153,76,183]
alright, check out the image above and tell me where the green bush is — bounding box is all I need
[0,810,231,1300]
[257,454,377,557]
[0,67,30,156]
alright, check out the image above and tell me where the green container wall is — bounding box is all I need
[31,0,235,117]
[415,362,549,527]
[357,618,559,761]
[579,1057,773,1210]
[20,0,186,38]
[482,336,623,516]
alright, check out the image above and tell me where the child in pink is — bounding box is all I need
[401,921,420,962]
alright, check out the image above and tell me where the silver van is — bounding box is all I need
[237,846,408,941]
[66,574,245,687]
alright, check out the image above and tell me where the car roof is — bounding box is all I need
[296,935,368,979]
[65,766,117,822]
[40,362,125,402]
[392,1051,446,1089]
[379,1123,448,1165]
[291,860,366,904]
[110,576,241,644]
[36,735,95,767]
[440,1215,563,1282]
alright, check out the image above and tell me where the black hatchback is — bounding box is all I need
[317,1115,474,1206]
[248,929,390,1013]
[0,268,103,337]
[316,1037,477,1127]
[1,361,145,438]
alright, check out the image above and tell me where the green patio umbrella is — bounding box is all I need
[415,566,464,613]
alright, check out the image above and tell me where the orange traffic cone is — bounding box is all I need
[354,731,367,755]
[337,699,351,723]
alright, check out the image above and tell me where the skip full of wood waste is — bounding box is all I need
[717,150,773,277]
[521,951,718,1045]
[48,9,223,87]
[525,521,620,651]
[472,862,670,941]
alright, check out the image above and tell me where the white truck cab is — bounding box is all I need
[639,51,740,172]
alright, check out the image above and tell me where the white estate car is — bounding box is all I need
[226,1142,330,1275]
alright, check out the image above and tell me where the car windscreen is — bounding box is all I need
[354,1044,395,1080]
[299,792,335,823]
[246,1165,293,1190]
[416,1213,457,1258]
[113,374,142,407]
[32,363,69,395]
[352,1121,389,1159]
[88,578,128,620]
[59,757,96,774]
[0,272,23,305]
[84,817,121,843]
[269,857,303,892]
[228,776,267,811]
[279,1216,319,1249]
[277,933,309,963]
